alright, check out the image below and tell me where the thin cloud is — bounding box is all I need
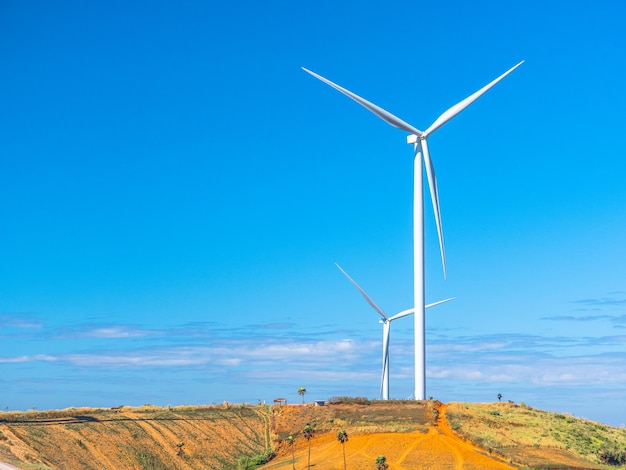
[80,326,153,339]
[248,322,297,330]
[429,355,626,387]
[0,354,57,364]
[610,314,626,325]
[0,338,376,370]
[3,317,626,421]
[0,314,43,329]
[52,324,158,340]
[573,297,626,307]
[428,341,508,353]
[242,368,377,383]
[541,314,613,322]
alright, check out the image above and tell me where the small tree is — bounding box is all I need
[497,393,502,402]
[303,423,314,469]
[376,455,389,470]
[286,435,296,470]
[337,429,348,470]
[176,442,185,457]
[298,386,307,404]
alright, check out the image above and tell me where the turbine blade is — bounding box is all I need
[421,140,447,278]
[387,297,454,321]
[302,67,423,137]
[335,263,389,320]
[388,308,414,321]
[424,61,524,137]
[425,297,455,309]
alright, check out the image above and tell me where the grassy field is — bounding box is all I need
[1,400,625,469]
[270,398,434,440]
[446,401,626,469]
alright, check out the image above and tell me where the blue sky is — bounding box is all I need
[1,0,626,426]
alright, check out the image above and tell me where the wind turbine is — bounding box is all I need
[304,61,523,400]
[335,263,453,400]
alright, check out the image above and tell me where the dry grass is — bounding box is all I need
[264,401,514,470]
[446,401,626,469]
[270,400,434,442]
[0,404,270,469]
[2,400,625,469]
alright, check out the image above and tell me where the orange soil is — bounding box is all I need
[262,404,516,470]
[0,405,269,469]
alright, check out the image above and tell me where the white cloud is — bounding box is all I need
[0,314,42,329]
[0,354,57,364]
[0,338,375,371]
[56,324,156,339]
[428,356,626,387]
[3,319,626,426]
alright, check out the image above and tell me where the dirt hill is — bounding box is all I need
[262,400,626,470]
[262,400,514,469]
[0,404,270,469]
[1,400,625,469]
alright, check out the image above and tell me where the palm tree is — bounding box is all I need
[286,435,296,470]
[497,393,503,402]
[298,386,306,405]
[376,455,389,470]
[303,423,314,469]
[337,429,348,470]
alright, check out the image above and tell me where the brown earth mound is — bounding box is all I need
[0,405,269,469]
[262,401,515,469]
[262,427,517,469]
[1,401,621,469]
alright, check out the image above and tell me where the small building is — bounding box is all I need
[273,398,287,406]
[314,400,325,407]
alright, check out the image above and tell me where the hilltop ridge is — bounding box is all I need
[0,400,624,469]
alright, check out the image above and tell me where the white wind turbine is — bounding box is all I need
[335,263,453,400]
[304,61,523,400]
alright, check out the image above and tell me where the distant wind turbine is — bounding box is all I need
[304,62,523,399]
[335,263,453,400]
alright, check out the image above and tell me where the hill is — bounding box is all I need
[0,404,270,469]
[262,400,626,470]
[0,400,625,469]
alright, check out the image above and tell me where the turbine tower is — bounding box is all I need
[304,62,523,400]
[335,263,453,400]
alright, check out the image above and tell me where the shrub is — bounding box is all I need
[327,396,370,405]
[138,451,168,470]
[237,448,276,468]
[376,455,389,470]
[598,446,626,465]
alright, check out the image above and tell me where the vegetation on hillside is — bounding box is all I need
[0,404,270,470]
[270,399,434,442]
[1,400,625,469]
[446,401,626,469]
